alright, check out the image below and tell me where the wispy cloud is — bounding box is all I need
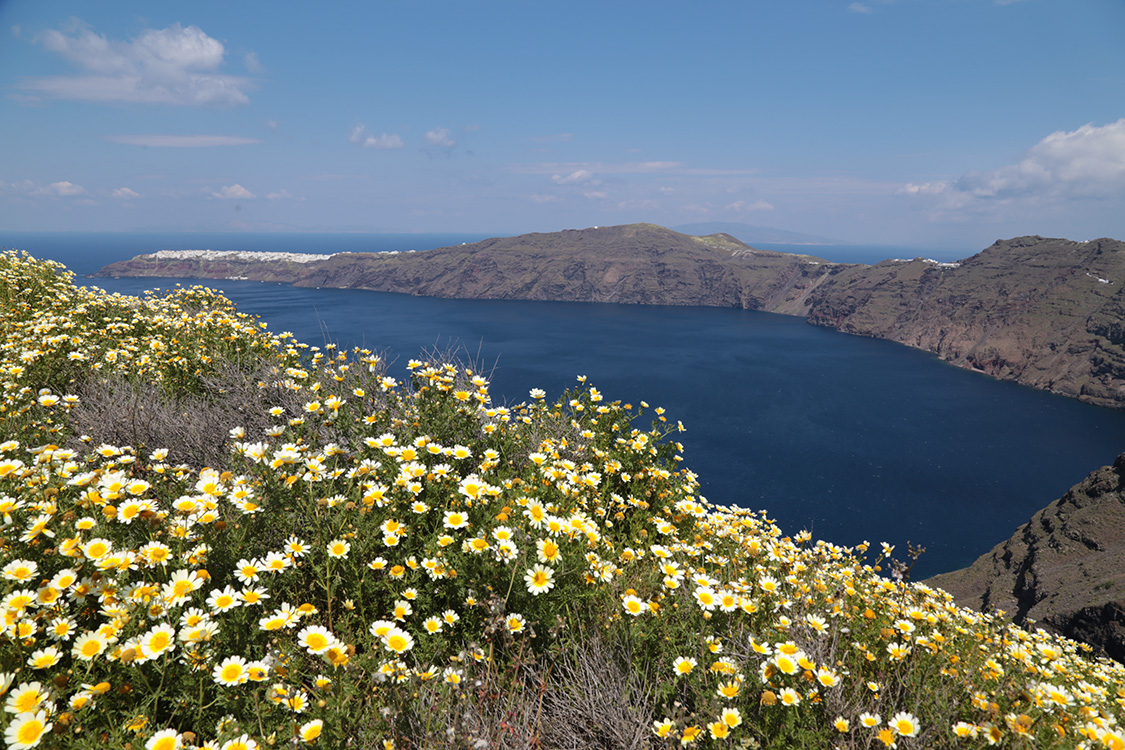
[425,127,457,149]
[243,51,264,74]
[530,133,573,144]
[108,134,260,147]
[0,179,87,197]
[550,169,599,185]
[111,187,140,199]
[727,199,774,212]
[901,119,1125,214]
[211,184,255,199]
[515,161,688,176]
[21,21,254,106]
[848,3,874,13]
[49,181,86,196]
[348,125,405,150]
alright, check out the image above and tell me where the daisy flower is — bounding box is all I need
[138,624,176,661]
[145,728,183,750]
[672,657,697,676]
[26,647,61,670]
[383,627,414,654]
[889,712,920,738]
[524,565,555,596]
[206,586,242,614]
[298,719,323,743]
[443,510,469,529]
[4,710,52,750]
[621,594,646,616]
[234,558,261,585]
[71,632,107,661]
[536,538,561,564]
[297,625,337,655]
[213,656,249,686]
[4,682,50,715]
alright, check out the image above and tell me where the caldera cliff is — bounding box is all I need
[97,224,1125,408]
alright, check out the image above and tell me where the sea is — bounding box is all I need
[5,230,1125,579]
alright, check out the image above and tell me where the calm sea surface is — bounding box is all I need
[7,231,1125,578]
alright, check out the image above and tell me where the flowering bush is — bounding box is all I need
[0,250,1123,749]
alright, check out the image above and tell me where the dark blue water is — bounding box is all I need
[7,232,1125,578]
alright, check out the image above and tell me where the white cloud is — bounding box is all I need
[243,51,264,74]
[1,179,88,197]
[583,191,608,200]
[848,3,873,13]
[49,181,85,196]
[23,22,253,105]
[111,187,140,199]
[108,134,260,147]
[727,199,774,212]
[211,184,255,199]
[366,133,404,149]
[266,190,292,200]
[515,161,690,176]
[348,125,404,150]
[425,127,456,149]
[551,169,597,185]
[902,119,1125,209]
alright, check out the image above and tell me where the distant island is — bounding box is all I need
[97,223,1125,409]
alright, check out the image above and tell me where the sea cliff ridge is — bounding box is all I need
[98,223,1125,410]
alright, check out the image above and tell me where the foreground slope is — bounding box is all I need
[5,250,1125,749]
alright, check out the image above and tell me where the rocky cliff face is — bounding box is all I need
[927,455,1125,662]
[97,226,1125,408]
[804,236,1125,408]
[99,224,851,311]
[291,225,853,313]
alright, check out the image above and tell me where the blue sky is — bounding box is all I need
[1,0,1123,249]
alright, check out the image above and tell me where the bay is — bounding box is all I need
[9,231,1125,579]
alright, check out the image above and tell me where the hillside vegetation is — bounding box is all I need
[4,250,1125,750]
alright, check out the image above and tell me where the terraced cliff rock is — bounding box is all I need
[927,455,1125,662]
[96,226,1125,408]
